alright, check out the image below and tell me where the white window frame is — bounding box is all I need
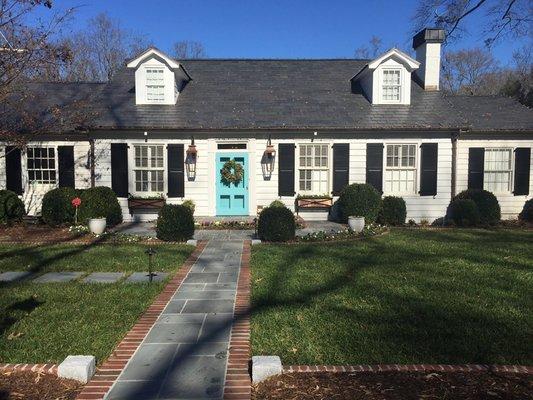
[26,146,57,186]
[381,68,402,103]
[483,148,513,194]
[145,67,165,103]
[131,144,166,196]
[384,143,418,195]
[297,143,330,195]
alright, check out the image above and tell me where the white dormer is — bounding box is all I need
[127,47,191,105]
[352,48,420,105]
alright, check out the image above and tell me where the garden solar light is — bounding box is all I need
[145,247,157,282]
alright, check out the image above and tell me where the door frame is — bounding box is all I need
[215,151,250,216]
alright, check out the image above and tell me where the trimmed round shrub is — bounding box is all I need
[448,199,480,227]
[269,199,286,208]
[0,190,25,224]
[156,204,194,242]
[258,206,296,242]
[378,196,406,226]
[41,187,79,226]
[337,183,382,223]
[182,199,195,215]
[519,199,533,222]
[78,187,123,227]
[454,189,500,225]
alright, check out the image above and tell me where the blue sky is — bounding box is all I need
[41,0,529,65]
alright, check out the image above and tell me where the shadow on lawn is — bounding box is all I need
[0,296,44,337]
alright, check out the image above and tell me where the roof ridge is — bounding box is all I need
[180,58,371,62]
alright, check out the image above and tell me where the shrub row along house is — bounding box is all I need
[1,29,532,222]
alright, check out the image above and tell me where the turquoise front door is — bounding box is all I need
[216,152,249,216]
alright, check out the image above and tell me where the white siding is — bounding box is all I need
[456,138,532,219]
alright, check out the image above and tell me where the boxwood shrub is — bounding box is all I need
[41,187,79,226]
[378,196,406,226]
[519,199,533,223]
[258,205,296,242]
[78,187,123,227]
[0,190,25,224]
[453,189,500,225]
[156,204,195,242]
[447,198,480,227]
[337,183,382,223]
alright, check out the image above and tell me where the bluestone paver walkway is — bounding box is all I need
[105,240,243,400]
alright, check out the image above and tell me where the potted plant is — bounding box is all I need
[348,216,365,233]
[88,217,107,235]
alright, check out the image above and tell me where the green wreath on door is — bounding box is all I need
[220,159,243,184]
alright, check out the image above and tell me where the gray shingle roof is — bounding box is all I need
[5,60,533,133]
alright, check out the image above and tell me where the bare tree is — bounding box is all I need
[173,40,207,59]
[413,0,532,46]
[354,36,383,59]
[58,13,149,82]
[500,45,533,106]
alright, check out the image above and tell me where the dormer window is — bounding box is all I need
[382,69,401,102]
[146,68,165,103]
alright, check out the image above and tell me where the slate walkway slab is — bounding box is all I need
[83,272,125,283]
[125,272,169,283]
[0,271,33,282]
[106,240,243,400]
[33,272,83,283]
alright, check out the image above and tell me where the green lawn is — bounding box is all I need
[0,243,193,273]
[251,228,533,365]
[0,243,193,364]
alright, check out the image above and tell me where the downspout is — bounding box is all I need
[450,129,464,198]
[89,138,95,188]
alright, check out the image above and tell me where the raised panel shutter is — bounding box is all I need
[514,147,531,196]
[278,143,295,196]
[467,148,484,190]
[168,144,184,198]
[111,143,129,197]
[332,144,349,196]
[366,143,383,193]
[419,143,438,196]
[5,146,22,195]
[58,146,75,188]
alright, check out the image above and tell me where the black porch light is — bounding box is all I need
[186,136,198,180]
[261,135,276,178]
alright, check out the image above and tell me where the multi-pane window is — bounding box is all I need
[146,68,165,102]
[484,148,512,193]
[382,69,401,102]
[134,145,164,193]
[385,144,417,193]
[298,144,329,194]
[27,147,56,184]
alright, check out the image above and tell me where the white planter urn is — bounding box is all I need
[88,218,106,235]
[348,216,365,233]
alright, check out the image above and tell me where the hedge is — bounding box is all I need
[0,190,25,225]
[258,206,296,242]
[378,196,406,226]
[41,187,79,226]
[519,199,533,223]
[156,204,195,242]
[453,189,500,225]
[337,183,382,223]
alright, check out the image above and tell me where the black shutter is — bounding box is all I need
[514,148,530,196]
[467,148,484,190]
[168,144,184,198]
[5,146,22,195]
[111,143,129,197]
[419,143,438,196]
[366,143,383,193]
[58,146,75,188]
[332,143,349,195]
[278,143,295,196]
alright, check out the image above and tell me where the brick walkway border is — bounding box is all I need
[283,364,533,374]
[224,240,252,400]
[0,363,58,374]
[76,241,207,400]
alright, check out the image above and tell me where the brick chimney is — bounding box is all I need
[412,28,445,91]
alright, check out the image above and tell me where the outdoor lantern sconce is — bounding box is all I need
[261,135,276,180]
[186,136,198,181]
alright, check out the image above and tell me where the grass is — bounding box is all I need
[251,228,533,366]
[0,243,194,364]
[0,243,194,273]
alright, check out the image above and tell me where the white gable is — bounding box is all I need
[354,48,420,105]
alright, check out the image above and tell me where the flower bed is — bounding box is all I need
[296,223,387,242]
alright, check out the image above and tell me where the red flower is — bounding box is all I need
[71,197,81,207]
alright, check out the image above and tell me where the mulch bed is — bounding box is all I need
[0,371,82,400]
[252,371,533,400]
[0,225,84,244]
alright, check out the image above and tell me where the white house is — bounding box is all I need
[1,29,532,222]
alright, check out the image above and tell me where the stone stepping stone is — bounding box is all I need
[125,272,168,283]
[0,271,33,282]
[33,272,84,283]
[83,272,125,284]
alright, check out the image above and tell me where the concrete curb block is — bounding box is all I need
[252,356,282,383]
[251,239,262,246]
[58,355,96,383]
[186,239,198,246]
